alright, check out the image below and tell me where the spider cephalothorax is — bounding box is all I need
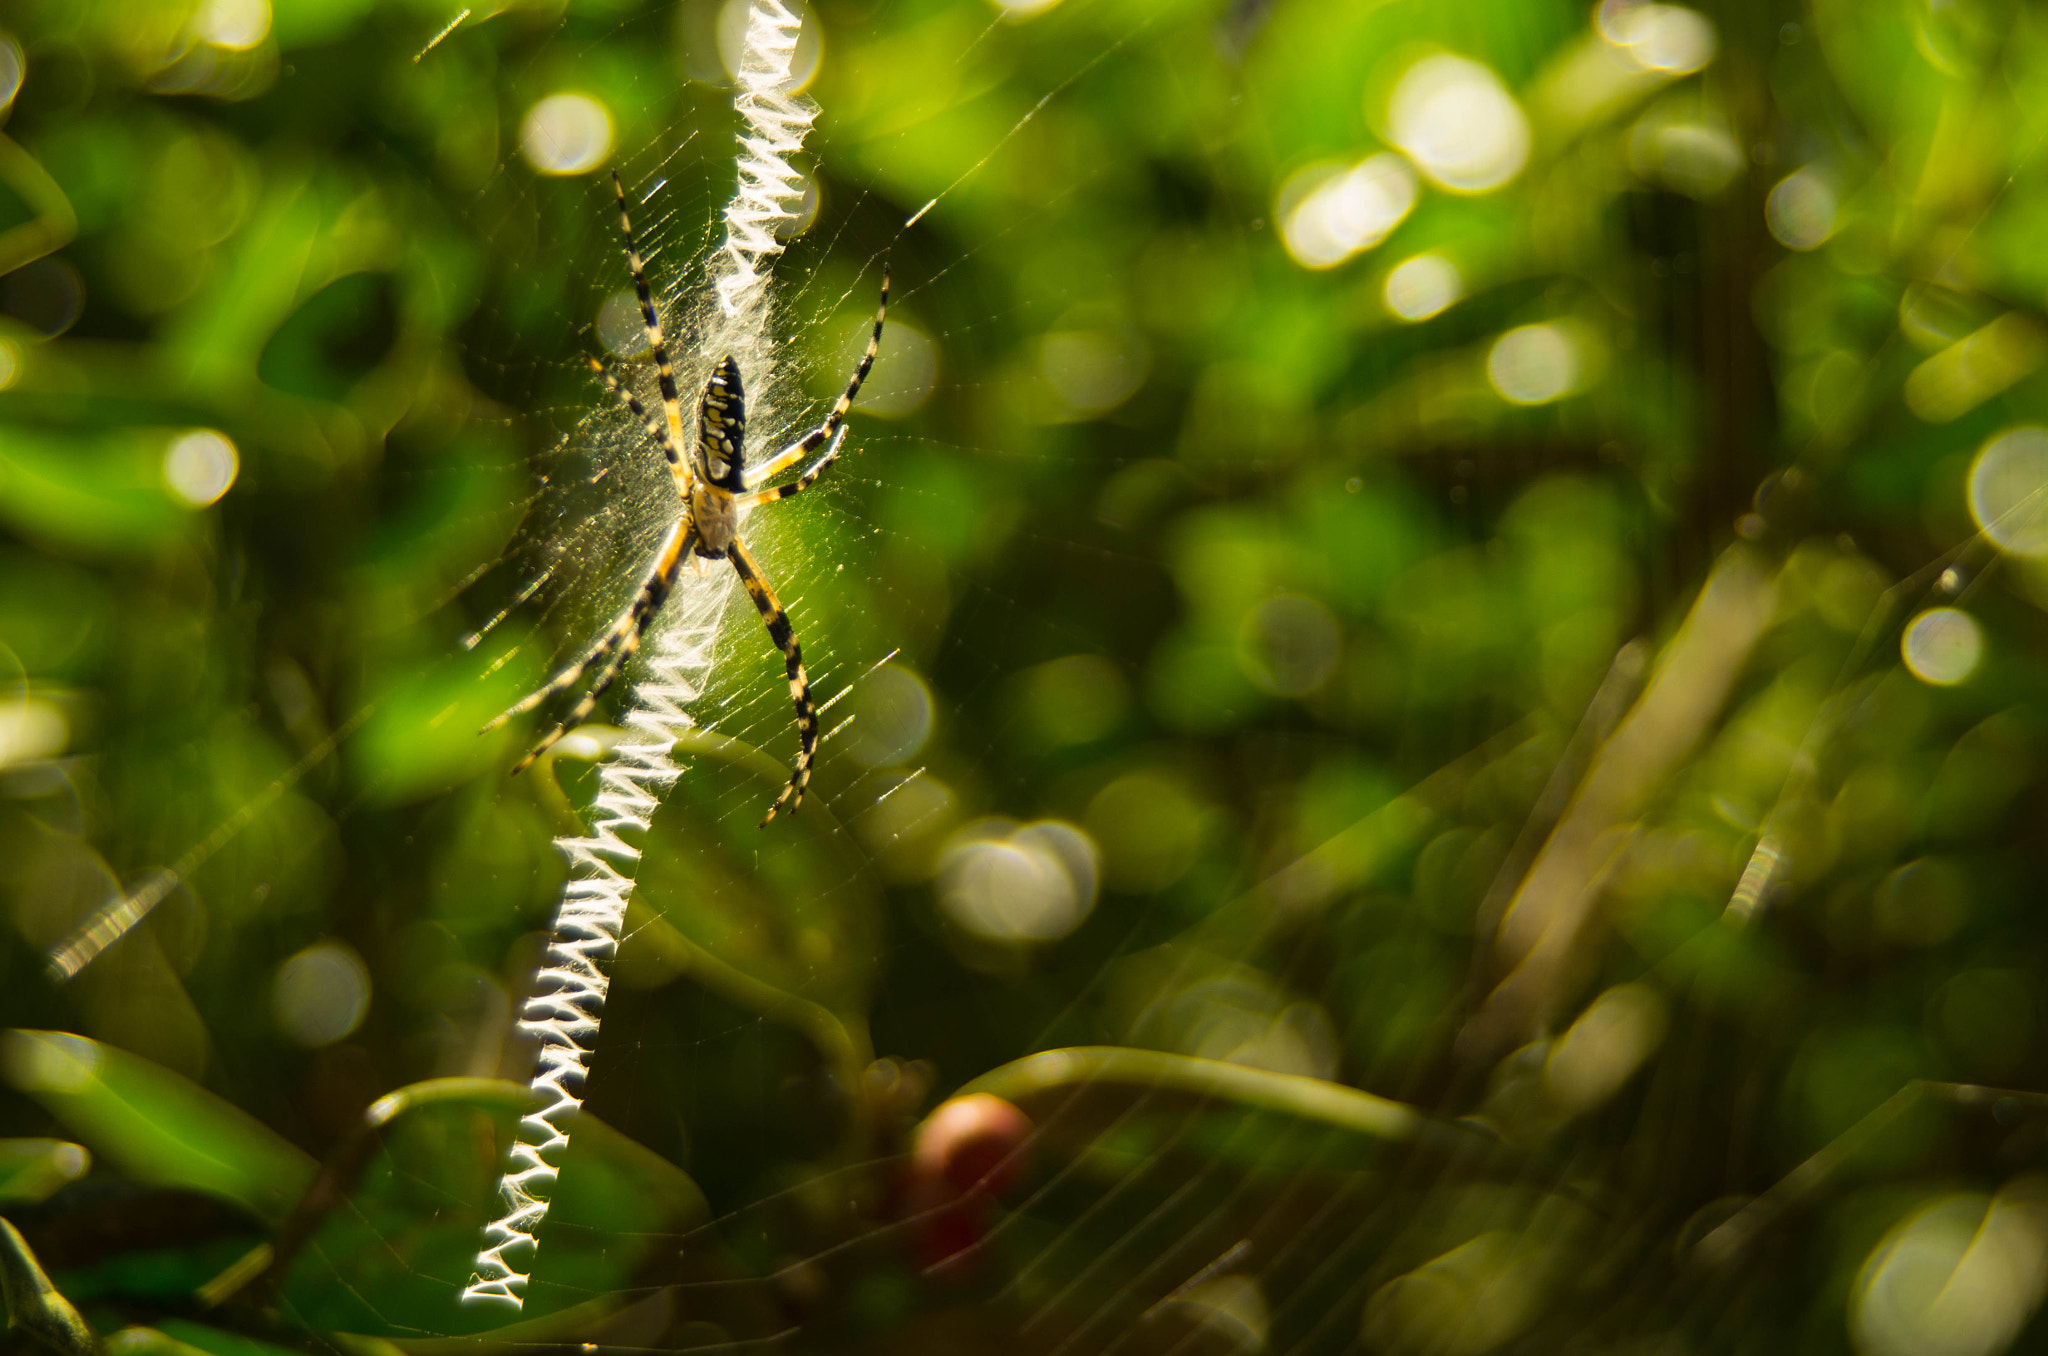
[485,170,887,826]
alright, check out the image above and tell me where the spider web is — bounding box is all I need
[321,22,1623,1354]
[15,0,2048,1354]
[248,4,1508,1348]
[248,2,1353,1346]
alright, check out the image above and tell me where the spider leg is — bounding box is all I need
[735,425,847,509]
[586,356,688,474]
[483,625,620,729]
[725,536,816,826]
[610,170,691,495]
[485,521,694,773]
[743,265,889,489]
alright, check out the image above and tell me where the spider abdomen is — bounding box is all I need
[698,355,746,492]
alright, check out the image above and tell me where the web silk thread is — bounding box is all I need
[715,0,815,331]
[461,0,816,1311]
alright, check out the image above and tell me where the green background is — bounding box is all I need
[6,0,2048,1352]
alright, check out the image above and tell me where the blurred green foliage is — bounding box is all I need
[7,0,2048,1352]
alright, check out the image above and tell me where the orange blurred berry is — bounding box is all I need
[902,1093,1034,1271]
[914,1092,1034,1198]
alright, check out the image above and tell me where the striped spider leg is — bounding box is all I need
[481,518,695,773]
[713,262,890,826]
[487,167,890,827]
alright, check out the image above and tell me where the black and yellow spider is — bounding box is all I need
[486,170,887,826]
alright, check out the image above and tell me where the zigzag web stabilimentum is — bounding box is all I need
[460,0,826,1309]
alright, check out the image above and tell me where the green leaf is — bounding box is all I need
[0,1139,90,1205]
[0,1032,315,1225]
[0,427,189,557]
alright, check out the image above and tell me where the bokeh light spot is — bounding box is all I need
[1384,253,1463,321]
[1598,2,1717,73]
[1487,324,1581,404]
[1968,426,2048,557]
[855,316,938,417]
[195,0,271,49]
[1874,858,1971,948]
[273,942,371,1048]
[1239,594,1341,696]
[1279,155,1417,270]
[842,663,934,768]
[857,771,954,863]
[597,291,651,358]
[1630,118,1742,198]
[1012,653,1129,752]
[0,34,23,110]
[4,258,84,337]
[519,94,614,176]
[1765,166,1837,250]
[1851,1186,2048,1356]
[1901,608,1983,687]
[1086,772,1208,893]
[0,337,18,391]
[937,819,1100,944]
[163,429,239,507]
[1039,327,1148,418]
[1387,54,1530,193]
[0,699,68,768]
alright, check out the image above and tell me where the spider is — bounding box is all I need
[485,170,888,827]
